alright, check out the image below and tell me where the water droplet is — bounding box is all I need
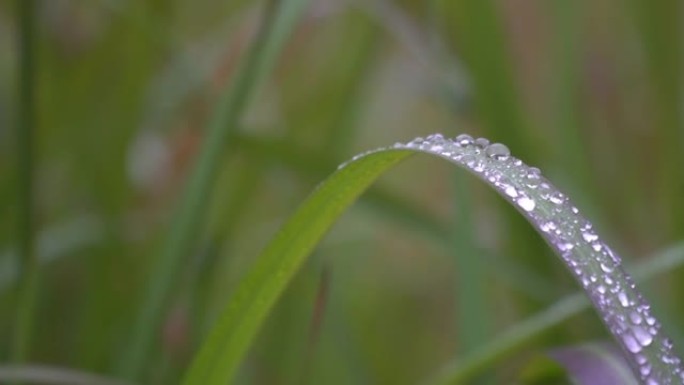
[582,231,598,242]
[406,137,424,148]
[623,333,643,353]
[618,291,630,307]
[455,134,473,146]
[517,197,536,211]
[640,363,652,377]
[629,311,643,325]
[485,143,510,160]
[548,191,565,205]
[504,186,518,198]
[600,262,614,273]
[633,326,654,347]
[605,246,621,263]
[430,143,444,153]
[540,221,557,233]
[524,167,541,188]
[462,154,476,168]
[474,137,490,148]
[636,354,648,365]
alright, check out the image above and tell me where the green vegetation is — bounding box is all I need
[1,0,683,384]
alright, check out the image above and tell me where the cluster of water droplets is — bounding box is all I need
[341,133,684,384]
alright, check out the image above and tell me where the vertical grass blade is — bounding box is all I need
[118,0,310,379]
[183,134,684,385]
[631,0,684,237]
[547,0,593,198]
[451,176,492,385]
[12,0,38,365]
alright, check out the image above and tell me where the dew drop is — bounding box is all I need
[504,186,518,198]
[474,137,490,148]
[623,333,643,353]
[600,262,614,273]
[406,137,423,148]
[640,363,652,377]
[636,354,648,365]
[582,231,598,242]
[633,326,654,347]
[455,134,473,146]
[525,167,541,187]
[462,154,477,168]
[629,311,643,325]
[548,191,565,205]
[516,197,536,211]
[485,143,510,160]
[430,143,444,152]
[618,291,630,307]
[540,221,557,233]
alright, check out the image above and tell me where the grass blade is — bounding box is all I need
[183,133,684,385]
[118,0,310,379]
[13,0,38,365]
[181,149,411,385]
[0,365,136,385]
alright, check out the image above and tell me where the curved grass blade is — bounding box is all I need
[182,149,412,385]
[183,134,684,385]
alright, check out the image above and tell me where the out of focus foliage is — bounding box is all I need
[1,0,682,384]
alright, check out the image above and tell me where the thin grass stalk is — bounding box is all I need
[451,176,491,385]
[12,0,37,365]
[118,0,309,379]
[548,0,594,199]
[0,365,137,385]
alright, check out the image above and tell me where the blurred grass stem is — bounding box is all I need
[118,0,309,379]
[12,0,38,366]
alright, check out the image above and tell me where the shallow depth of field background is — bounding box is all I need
[1,0,683,384]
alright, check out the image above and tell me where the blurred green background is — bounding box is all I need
[1,0,683,384]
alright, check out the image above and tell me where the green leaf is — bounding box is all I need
[183,134,684,385]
